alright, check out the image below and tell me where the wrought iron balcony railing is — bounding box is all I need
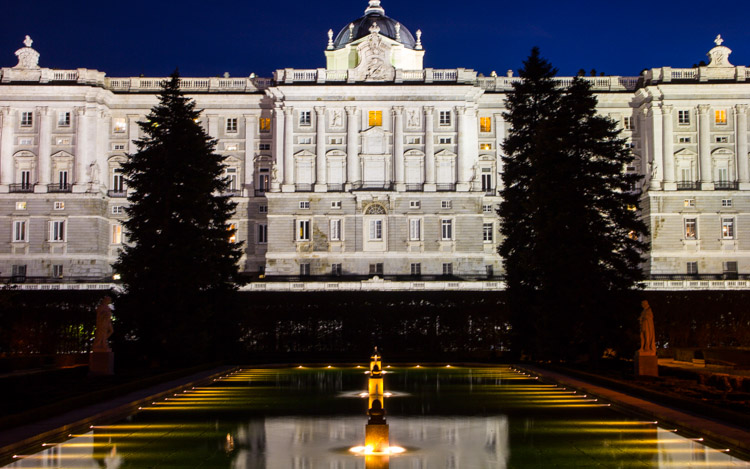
[676,181,700,190]
[48,183,72,193]
[714,181,739,190]
[107,189,127,198]
[9,183,34,193]
[352,182,394,191]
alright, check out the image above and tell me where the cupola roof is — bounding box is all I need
[332,0,417,50]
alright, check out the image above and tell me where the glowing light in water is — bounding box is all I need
[349,445,406,455]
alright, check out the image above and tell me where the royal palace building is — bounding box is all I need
[1,0,750,289]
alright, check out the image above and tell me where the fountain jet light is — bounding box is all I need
[366,347,389,453]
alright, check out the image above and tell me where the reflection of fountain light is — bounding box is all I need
[349,445,406,456]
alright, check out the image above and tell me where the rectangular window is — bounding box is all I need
[369,220,383,240]
[441,200,452,209]
[369,263,384,275]
[483,222,493,242]
[300,263,311,276]
[113,117,127,133]
[438,136,452,144]
[409,218,421,241]
[441,219,453,240]
[226,223,237,244]
[680,168,692,183]
[480,117,491,132]
[112,143,125,150]
[332,263,342,276]
[112,169,125,192]
[20,170,31,190]
[442,263,453,276]
[15,201,26,210]
[298,136,312,144]
[52,264,64,278]
[50,220,65,242]
[12,220,27,242]
[226,117,238,133]
[21,111,33,127]
[12,265,27,279]
[715,109,727,125]
[409,200,420,209]
[684,198,695,207]
[406,136,422,144]
[112,205,125,214]
[297,220,310,241]
[718,167,729,182]
[331,200,342,209]
[482,173,493,192]
[687,262,698,275]
[678,137,691,143]
[259,205,268,213]
[486,265,494,277]
[299,201,310,209]
[259,143,271,151]
[58,111,70,127]
[330,219,342,241]
[258,224,268,244]
[259,118,271,132]
[678,110,690,125]
[483,204,493,212]
[54,201,64,210]
[684,218,697,240]
[722,218,735,239]
[299,111,311,126]
[19,137,33,145]
[111,224,122,244]
[368,111,382,127]
[329,137,343,144]
[410,263,421,276]
[225,167,238,191]
[623,116,633,130]
[722,198,732,207]
[258,173,270,193]
[724,261,738,277]
[225,143,238,151]
[715,136,728,143]
[479,143,492,150]
[439,111,451,126]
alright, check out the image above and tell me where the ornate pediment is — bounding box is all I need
[435,149,457,159]
[674,148,697,158]
[711,147,734,157]
[13,150,36,158]
[51,150,74,159]
[293,149,315,158]
[326,149,346,157]
[404,149,424,158]
[352,24,395,82]
[361,126,390,154]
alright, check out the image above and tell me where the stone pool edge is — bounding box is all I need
[517,364,750,461]
[0,365,238,464]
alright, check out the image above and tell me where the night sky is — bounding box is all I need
[3,0,749,79]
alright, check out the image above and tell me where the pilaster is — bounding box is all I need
[74,106,90,190]
[494,113,505,191]
[345,106,359,187]
[698,104,713,190]
[282,107,295,192]
[661,104,676,190]
[272,106,284,192]
[314,106,327,192]
[423,106,435,191]
[392,106,404,190]
[95,110,109,193]
[650,106,664,190]
[244,114,257,195]
[0,107,14,188]
[36,106,51,189]
[735,104,749,189]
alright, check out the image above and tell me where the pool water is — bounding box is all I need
[4,365,749,468]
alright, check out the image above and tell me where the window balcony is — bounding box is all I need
[107,189,127,198]
[436,183,456,191]
[676,181,700,190]
[254,189,268,197]
[9,183,34,193]
[222,189,243,197]
[48,183,72,193]
[483,187,496,196]
[715,181,739,190]
[405,183,424,191]
[352,182,394,191]
[295,183,313,192]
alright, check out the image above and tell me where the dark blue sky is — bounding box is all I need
[3,0,749,78]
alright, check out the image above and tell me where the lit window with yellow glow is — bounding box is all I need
[111,224,122,244]
[228,223,237,243]
[259,118,271,132]
[627,204,636,211]
[480,117,491,132]
[715,110,727,125]
[369,111,382,127]
[684,218,697,240]
[480,143,492,150]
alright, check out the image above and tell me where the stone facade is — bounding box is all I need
[0,4,749,284]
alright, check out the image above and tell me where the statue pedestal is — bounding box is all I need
[89,350,114,376]
[635,351,658,377]
[365,423,389,452]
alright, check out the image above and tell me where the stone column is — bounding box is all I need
[127,114,139,154]
[0,107,14,187]
[736,105,749,189]
[661,105,676,190]
[282,107,295,191]
[639,108,650,181]
[314,106,327,192]
[345,106,359,186]
[392,106,404,190]
[272,106,284,192]
[244,114,257,195]
[456,106,477,191]
[74,107,91,190]
[36,106,52,190]
[423,106,435,191]
[698,104,713,190]
[650,106,664,190]
[494,113,505,191]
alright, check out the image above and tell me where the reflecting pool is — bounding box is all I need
[4,366,749,468]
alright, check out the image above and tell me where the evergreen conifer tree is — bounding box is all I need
[113,71,243,366]
[499,49,647,361]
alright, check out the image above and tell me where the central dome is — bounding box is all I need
[332,0,417,50]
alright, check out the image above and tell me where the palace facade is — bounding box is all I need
[1,0,749,288]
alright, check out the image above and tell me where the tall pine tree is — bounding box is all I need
[114,71,243,366]
[500,49,647,361]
